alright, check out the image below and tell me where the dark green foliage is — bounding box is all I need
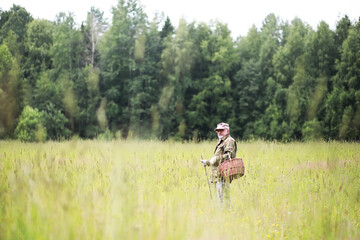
[72,66,102,138]
[82,7,108,68]
[100,0,147,137]
[1,1,359,141]
[23,19,54,86]
[232,59,263,138]
[0,4,33,53]
[324,24,360,140]
[52,12,83,75]
[128,16,163,138]
[160,16,174,39]
[302,119,323,141]
[42,103,71,140]
[33,71,62,111]
[0,43,22,138]
[334,15,352,61]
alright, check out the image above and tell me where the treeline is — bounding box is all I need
[0,1,359,142]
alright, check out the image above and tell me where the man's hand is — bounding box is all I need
[209,156,217,165]
[200,159,209,166]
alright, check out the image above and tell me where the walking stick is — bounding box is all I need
[201,155,213,199]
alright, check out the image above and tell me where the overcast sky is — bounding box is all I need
[2,0,360,38]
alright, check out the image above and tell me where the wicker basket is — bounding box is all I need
[219,158,245,182]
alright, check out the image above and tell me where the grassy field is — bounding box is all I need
[0,140,359,239]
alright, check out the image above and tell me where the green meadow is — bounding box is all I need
[0,140,359,239]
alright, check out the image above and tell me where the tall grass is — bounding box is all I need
[0,140,359,239]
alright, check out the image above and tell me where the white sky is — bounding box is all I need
[1,0,360,38]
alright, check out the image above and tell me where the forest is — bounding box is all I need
[0,0,359,141]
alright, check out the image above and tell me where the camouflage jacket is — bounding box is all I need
[210,134,237,183]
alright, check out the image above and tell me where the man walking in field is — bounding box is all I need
[201,122,237,208]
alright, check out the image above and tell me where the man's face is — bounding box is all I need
[216,128,229,139]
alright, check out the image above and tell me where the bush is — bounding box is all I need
[302,119,322,141]
[15,106,47,142]
[42,103,71,140]
[97,128,114,141]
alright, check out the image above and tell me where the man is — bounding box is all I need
[201,122,237,207]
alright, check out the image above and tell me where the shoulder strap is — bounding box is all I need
[234,140,237,156]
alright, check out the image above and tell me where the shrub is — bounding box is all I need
[42,103,71,140]
[302,119,322,141]
[15,106,46,142]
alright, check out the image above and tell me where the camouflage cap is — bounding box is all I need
[214,122,230,131]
